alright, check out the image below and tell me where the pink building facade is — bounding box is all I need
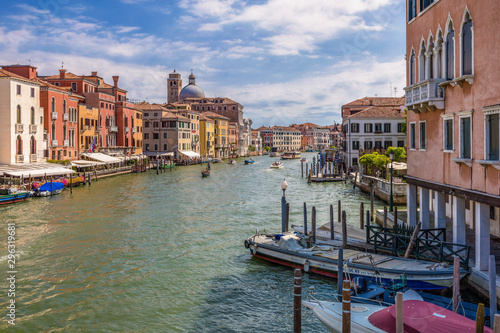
[405,0,500,272]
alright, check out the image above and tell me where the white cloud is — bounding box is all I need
[116,26,141,34]
[179,0,237,18]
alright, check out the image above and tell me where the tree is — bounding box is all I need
[264,146,271,152]
[385,147,406,162]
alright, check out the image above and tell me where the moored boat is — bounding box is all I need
[32,182,65,197]
[281,151,301,160]
[270,161,283,169]
[0,187,30,205]
[228,159,236,165]
[244,231,468,291]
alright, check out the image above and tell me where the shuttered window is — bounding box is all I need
[460,117,471,159]
[487,114,499,161]
[444,119,454,151]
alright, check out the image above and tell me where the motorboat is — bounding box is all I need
[244,230,468,291]
[228,160,236,165]
[0,187,30,205]
[32,182,65,197]
[244,158,254,165]
[281,151,301,160]
[270,161,283,169]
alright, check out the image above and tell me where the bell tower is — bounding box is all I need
[167,69,182,104]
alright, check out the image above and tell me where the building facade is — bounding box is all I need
[199,114,215,158]
[259,126,301,151]
[404,0,500,273]
[78,104,99,154]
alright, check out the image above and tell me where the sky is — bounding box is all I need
[0,0,406,128]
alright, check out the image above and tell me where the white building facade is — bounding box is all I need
[259,126,301,151]
[0,70,46,164]
[342,106,406,170]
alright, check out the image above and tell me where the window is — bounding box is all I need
[420,0,434,12]
[63,100,66,114]
[443,117,454,152]
[163,144,167,150]
[410,50,416,85]
[71,82,77,91]
[374,141,382,148]
[419,42,426,81]
[374,123,382,133]
[408,0,416,21]
[31,107,35,125]
[153,133,159,140]
[16,85,21,95]
[397,140,405,147]
[16,136,23,155]
[364,141,373,149]
[462,14,473,76]
[486,113,499,161]
[145,122,150,128]
[16,105,21,123]
[364,123,373,133]
[397,123,404,133]
[163,132,167,139]
[31,87,35,97]
[352,141,359,150]
[51,98,56,113]
[384,123,391,133]
[384,141,392,149]
[459,115,472,159]
[446,22,455,80]
[419,122,426,149]
[144,133,149,139]
[351,123,359,133]
[145,144,150,151]
[410,123,416,149]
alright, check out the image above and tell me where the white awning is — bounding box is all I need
[0,163,75,178]
[179,150,201,159]
[71,160,106,167]
[160,152,174,157]
[385,162,407,170]
[81,153,123,164]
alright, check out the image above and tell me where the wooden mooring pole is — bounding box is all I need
[303,202,308,236]
[453,256,460,313]
[301,160,304,178]
[342,280,351,333]
[285,203,290,232]
[311,206,316,243]
[394,206,398,225]
[383,206,388,228]
[293,269,302,333]
[330,204,334,240]
[490,255,497,328]
[476,303,485,333]
[360,202,364,230]
[338,248,343,298]
[493,314,500,333]
[338,200,341,223]
[50,176,53,196]
[370,181,374,222]
[396,292,404,333]
[342,211,347,249]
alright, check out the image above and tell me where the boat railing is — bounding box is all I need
[306,290,393,308]
[368,225,470,269]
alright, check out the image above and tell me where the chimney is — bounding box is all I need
[91,71,98,76]
[112,76,119,88]
[59,69,66,79]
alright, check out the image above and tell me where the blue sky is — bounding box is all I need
[0,0,406,127]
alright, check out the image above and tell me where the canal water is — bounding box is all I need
[0,153,390,332]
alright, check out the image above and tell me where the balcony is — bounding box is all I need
[125,126,129,133]
[52,140,58,147]
[63,140,69,147]
[29,124,37,134]
[52,112,58,120]
[132,127,136,134]
[63,113,69,121]
[16,155,24,163]
[15,123,24,133]
[109,126,118,133]
[404,78,445,113]
[30,154,37,163]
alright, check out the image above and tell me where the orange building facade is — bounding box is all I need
[404,0,500,272]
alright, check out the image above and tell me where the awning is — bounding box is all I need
[71,160,106,167]
[179,150,201,159]
[81,153,123,164]
[385,162,407,171]
[160,152,174,157]
[0,163,75,178]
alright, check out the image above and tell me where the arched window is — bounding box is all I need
[427,37,434,79]
[16,105,21,124]
[30,136,36,155]
[31,107,35,125]
[51,97,56,113]
[419,41,426,81]
[16,136,23,155]
[52,124,56,140]
[435,30,444,78]
[63,125,67,141]
[410,50,416,85]
[445,20,455,80]
[63,99,66,114]
[462,12,473,75]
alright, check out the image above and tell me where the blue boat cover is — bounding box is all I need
[38,182,65,192]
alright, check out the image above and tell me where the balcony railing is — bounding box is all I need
[16,155,24,163]
[125,126,129,133]
[109,126,118,133]
[52,140,58,147]
[132,127,136,133]
[52,112,58,120]
[15,123,24,133]
[63,140,69,147]
[404,78,445,112]
[29,124,37,134]
[63,113,69,121]
[30,154,37,163]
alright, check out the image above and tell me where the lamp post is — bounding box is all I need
[281,179,288,233]
[389,152,395,212]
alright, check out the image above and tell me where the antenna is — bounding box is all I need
[26,59,31,65]
[390,82,392,97]
[394,87,398,97]
[61,62,64,69]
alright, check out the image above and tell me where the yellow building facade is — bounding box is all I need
[199,114,215,158]
[204,112,229,158]
[133,109,143,155]
[78,104,99,154]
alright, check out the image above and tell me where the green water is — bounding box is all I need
[0,153,388,332]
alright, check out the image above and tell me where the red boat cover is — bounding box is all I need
[368,300,492,333]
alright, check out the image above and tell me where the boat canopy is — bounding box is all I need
[38,182,65,192]
[179,150,201,159]
[368,300,493,333]
[81,153,123,164]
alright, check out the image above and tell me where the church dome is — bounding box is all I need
[179,71,205,100]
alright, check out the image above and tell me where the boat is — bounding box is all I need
[0,187,30,205]
[243,231,468,291]
[300,157,307,162]
[303,295,493,333]
[32,182,65,197]
[213,158,222,163]
[281,151,301,160]
[201,169,210,177]
[244,158,254,165]
[228,160,236,165]
[269,152,280,157]
[270,161,283,169]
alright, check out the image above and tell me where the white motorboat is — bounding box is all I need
[270,161,283,169]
